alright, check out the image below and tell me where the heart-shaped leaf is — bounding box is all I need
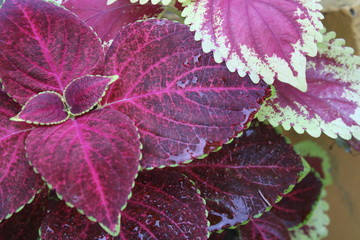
[120,169,208,240]
[173,122,307,231]
[0,89,43,220]
[238,212,291,240]
[0,0,105,104]
[257,31,360,140]
[0,187,49,240]
[64,75,118,116]
[10,92,68,125]
[102,19,270,168]
[26,108,142,236]
[62,0,164,42]
[181,0,323,91]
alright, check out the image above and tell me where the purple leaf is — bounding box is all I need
[174,122,306,231]
[102,19,270,168]
[11,91,68,125]
[271,171,323,229]
[0,187,49,240]
[181,0,323,91]
[62,0,164,42]
[26,109,141,236]
[40,200,116,240]
[257,31,360,140]
[238,212,291,240]
[120,170,208,240]
[0,89,43,220]
[0,0,105,104]
[348,138,360,152]
[64,75,118,116]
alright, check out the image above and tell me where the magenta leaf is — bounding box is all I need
[120,170,208,240]
[62,0,164,42]
[238,212,291,240]
[0,187,49,240]
[0,89,43,220]
[0,0,105,104]
[103,19,270,168]
[26,108,142,236]
[173,122,307,231]
[181,0,323,91]
[271,171,323,229]
[64,75,118,116]
[257,31,360,140]
[11,91,68,125]
[348,138,360,152]
[40,200,116,240]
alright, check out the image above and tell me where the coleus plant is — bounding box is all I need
[0,0,358,239]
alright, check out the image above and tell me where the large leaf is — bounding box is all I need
[120,170,208,240]
[0,89,43,220]
[26,108,141,236]
[174,122,307,231]
[102,19,270,168]
[10,91,68,125]
[181,0,323,91]
[0,187,48,240]
[0,0,104,104]
[64,75,118,116]
[257,31,360,140]
[63,0,164,42]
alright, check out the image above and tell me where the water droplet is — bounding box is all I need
[176,79,190,89]
[191,76,198,84]
[183,59,191,67]
[193,54,202,64]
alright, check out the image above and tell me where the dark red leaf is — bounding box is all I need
[0,187,49,240]
[0,0,104,104]
[271,171,323,229]
[0,89,43,220]
[11,91,68,125]
[62,0,164,42]
[26,109,141,236]
[174,122,306,231]
[64,75,118,115]
[120,170,208,240]
[102,19,270,168]
[238,212,291,240]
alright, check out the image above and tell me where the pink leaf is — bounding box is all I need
[64,75,118,116]
[0,89,43,220]
[26,109,141,236]
[257,31,360,140]
[102,19,270,168]
[182,0,323,91]
[0,0,105,104]
[11,92,68,125]
[63,0,164,42]
[174,122,306,231]
[120,170,208,240]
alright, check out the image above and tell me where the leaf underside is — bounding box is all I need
[103,19,270,168]
[26,108,141,236]
[0,89,43,220]
[173,122,305,231]
[182,0,323,91]
[0,0,105,104]
[257,31,360,140]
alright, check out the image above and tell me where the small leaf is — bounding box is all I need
[173,122,306,231]
[257,31,360,140]
[181,0,323,91]
[0,187,49,240]
[103,19,270,168]
[11,92,68,125]
[348,138,360,152]
[0,89,43,220]
[271,171,323,229]
[26,109,141,236]
[238,212,291,240]
[64,75,118,116]
[63,0,164,42]
[0,0,105,104]
[120,170,208,240]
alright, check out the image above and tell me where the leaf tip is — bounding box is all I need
[9,115,24,122]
